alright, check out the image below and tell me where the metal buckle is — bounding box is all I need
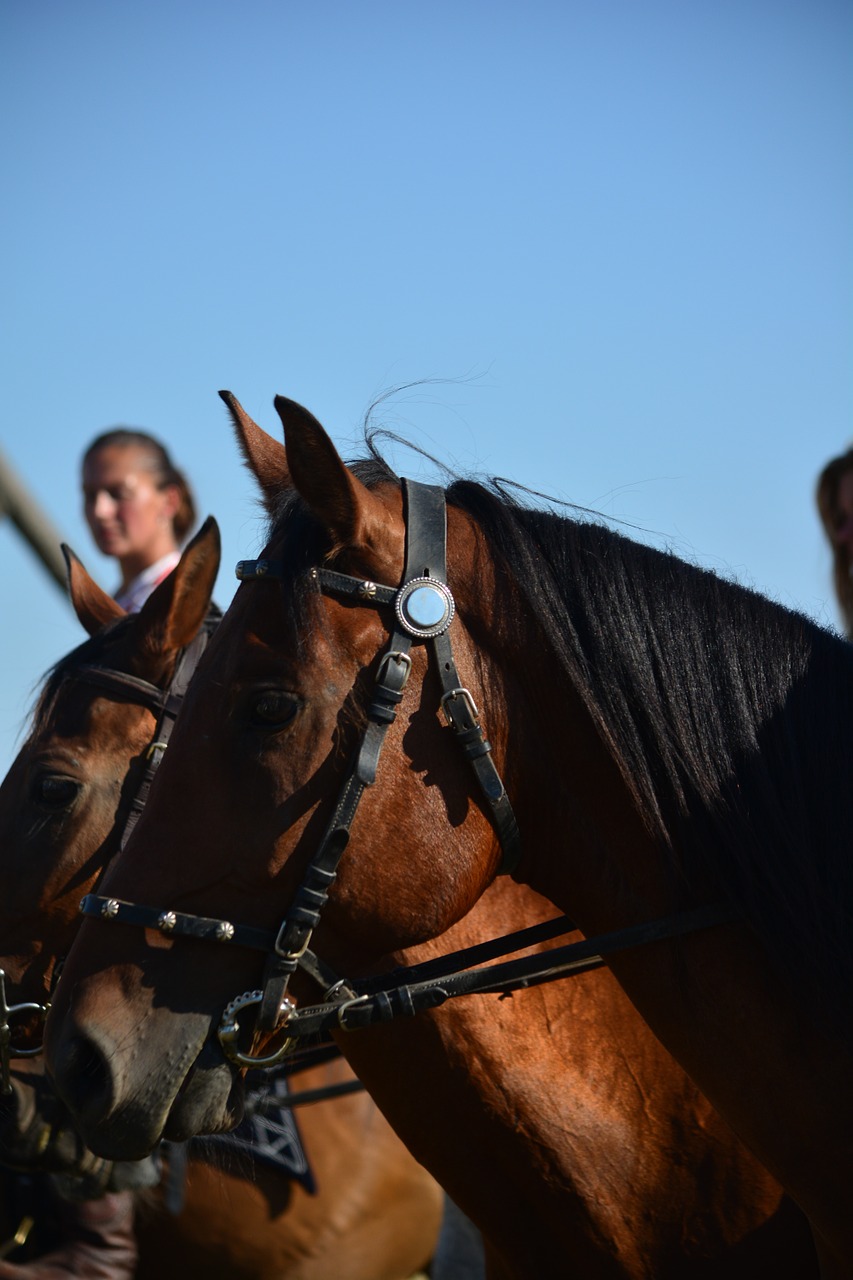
[336,994,370,1030]
[273,921,311,960]
[376,650,412,689]
[324,978,357,1003]
[440,687,480,726]
[0,970,50,1096]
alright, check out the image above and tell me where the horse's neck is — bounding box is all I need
[342,878,787,1274]
[500,664,664,931]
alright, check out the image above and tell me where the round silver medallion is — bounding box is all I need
[394,577,455,638]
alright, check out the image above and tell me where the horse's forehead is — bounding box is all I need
[43,681,154,754]
[216,589,364,687]
[213,492,484,683]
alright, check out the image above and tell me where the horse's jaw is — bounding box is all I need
[163,1036,244,1143]
[47,1003,242,1161]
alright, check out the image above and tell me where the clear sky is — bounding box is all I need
[1,0,850,774]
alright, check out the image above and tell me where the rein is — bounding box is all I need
[0,619,217,1094]
[78,480,737,1070]
[254,902,736,1043]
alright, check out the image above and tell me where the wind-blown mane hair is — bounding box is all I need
[446,477,853,1039]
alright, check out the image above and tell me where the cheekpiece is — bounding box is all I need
[394,577,455,639]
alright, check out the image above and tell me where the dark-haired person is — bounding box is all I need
[81,428,196,612]
[816,445,853,637]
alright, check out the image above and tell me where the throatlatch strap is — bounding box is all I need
[433,628,521,874]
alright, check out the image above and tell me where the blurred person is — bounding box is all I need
[81,428,196,611]
[0,429,197,1276]
[816,445,853,638]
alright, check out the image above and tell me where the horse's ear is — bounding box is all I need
[136,517,222,654]
[219,390,290,515]
[63,545,126,636]
[273,395,405,579]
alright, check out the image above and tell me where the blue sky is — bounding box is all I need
[1,0,850,774]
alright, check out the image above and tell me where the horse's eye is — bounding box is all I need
[249,692,298,729]
[33,775,81,812]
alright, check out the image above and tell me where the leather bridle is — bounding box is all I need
[0,620,216,1093]
[79,480,737,1071]
[82,481,524,1063]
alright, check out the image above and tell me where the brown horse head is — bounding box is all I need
[0,519,220,1175]
[45,394,520,1158]
[45,392,853,1279]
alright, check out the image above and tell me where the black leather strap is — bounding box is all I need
[433,629,521,874]
[118,626,214,851]
[278,902,739,1040]
[403,479,448,580]
[79,894,278,951]
[313,568,396,607]
[254,488,437,1029]
[74,667,167,713]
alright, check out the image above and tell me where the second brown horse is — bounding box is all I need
[44,397,824,1278]
[0,521,442,1279]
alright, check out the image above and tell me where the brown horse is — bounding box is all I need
[0,521,442,1279]
[317,872,819,1278]
[45,393,853,1276]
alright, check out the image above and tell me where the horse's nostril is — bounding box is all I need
[50,1032,115,1137]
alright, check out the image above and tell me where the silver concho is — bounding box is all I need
[216,921,236,943]
[157,911,177,933]
[101,899,121,920]
[394,577,455,639]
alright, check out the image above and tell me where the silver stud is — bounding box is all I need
[358,581,377,599]
[216,921,235,943]
[255,561,268,576]
[157,911,177,933]
[101,899,120,920]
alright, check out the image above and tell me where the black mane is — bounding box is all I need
[447,476,853,1037]
[268,449,853,1035]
